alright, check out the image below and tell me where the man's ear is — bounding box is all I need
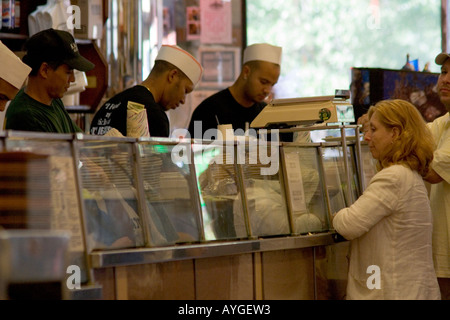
[167,69,179,83]
[38,62,50,79]
[242,65,251,80]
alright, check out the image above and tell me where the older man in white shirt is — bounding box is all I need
[425,52,450,300]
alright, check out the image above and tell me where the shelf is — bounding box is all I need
[0,32,27,40]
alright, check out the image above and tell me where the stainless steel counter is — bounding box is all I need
[90,232,340,268]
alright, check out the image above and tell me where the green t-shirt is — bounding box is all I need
[5,88,83,133]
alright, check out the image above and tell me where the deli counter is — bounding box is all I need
[0,126,377,300]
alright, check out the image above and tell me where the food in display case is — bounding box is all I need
[193,141,248,241]
[138,141,202,246]
[233,178,290,237]
[282,146,329,235]
[76,137,145,251]
[233,142,291,238]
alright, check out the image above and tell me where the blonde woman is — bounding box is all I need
[333,99,441,300]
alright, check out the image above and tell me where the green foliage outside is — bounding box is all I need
[246,0,441,98]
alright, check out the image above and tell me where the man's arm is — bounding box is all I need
[424,168,444,184]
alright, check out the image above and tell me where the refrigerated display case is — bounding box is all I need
[0,125,369,299]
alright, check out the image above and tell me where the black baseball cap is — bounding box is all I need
[23,28,95,72]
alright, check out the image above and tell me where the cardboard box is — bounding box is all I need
[70,0,103,40]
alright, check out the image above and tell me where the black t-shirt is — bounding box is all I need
[187,88,266,139]
[90,85,170,138]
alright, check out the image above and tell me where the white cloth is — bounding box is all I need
[427,112,450,278]
[127,101,150,138]
[233,179,290,237]
[333,165,441,300]
[0,41,31,89]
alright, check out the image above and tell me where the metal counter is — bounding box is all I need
[90,232,339,268]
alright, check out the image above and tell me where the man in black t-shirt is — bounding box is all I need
[188,43,282,139]
[90,45,203,138]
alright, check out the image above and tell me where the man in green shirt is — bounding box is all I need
[5,28,95,133]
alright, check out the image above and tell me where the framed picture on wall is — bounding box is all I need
[186,6,201,41]
[198,46,241,88]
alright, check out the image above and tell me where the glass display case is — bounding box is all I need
[0,126,369,295]
[137,138,202,246]
[0,128,367,247]
[281,143,330,235]
[73,134,146,252]
[192,140,248,241]
[237,140,290,238]
[301,125,363,208]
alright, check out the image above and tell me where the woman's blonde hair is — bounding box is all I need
[367,99,435,177]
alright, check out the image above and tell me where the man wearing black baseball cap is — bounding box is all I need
[5,28,95,133]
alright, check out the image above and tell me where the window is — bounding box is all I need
[246,0,441,98]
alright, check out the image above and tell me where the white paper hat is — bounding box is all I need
[0,41,31,89]
[156,45,203,87]
[243,43,282,65]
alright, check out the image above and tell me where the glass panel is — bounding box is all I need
[282,146,329,234]
[347,144,361,202]
[360,142,378,190]
[239,142,290,237]
[76,139,145,251]
[138,142,201,246]
[321,145,347,214]
[4,137,88,283]
[193,141,247,241]
[308,126,361,204]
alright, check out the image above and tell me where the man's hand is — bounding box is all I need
[357,113,369,136]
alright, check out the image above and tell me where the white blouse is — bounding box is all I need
[333,165,441,300]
